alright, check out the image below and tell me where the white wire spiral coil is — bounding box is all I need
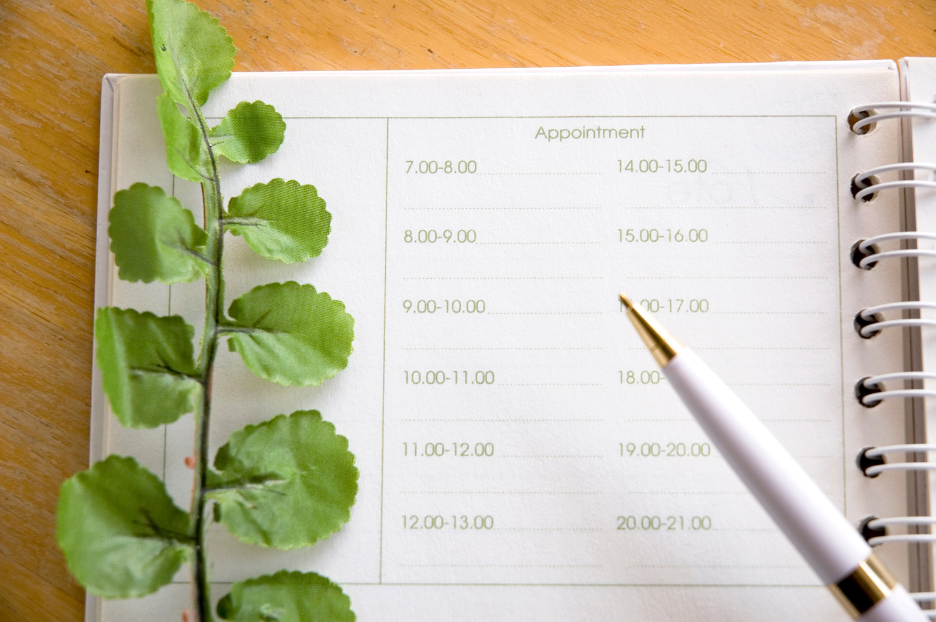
[850,102,936,133]
[849,101,936,602]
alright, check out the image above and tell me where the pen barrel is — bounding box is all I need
[664,349,871,583]
[859,586,928,622]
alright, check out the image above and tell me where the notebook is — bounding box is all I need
[88,59,936,621]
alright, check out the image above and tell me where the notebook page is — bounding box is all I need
[96,64,905,621]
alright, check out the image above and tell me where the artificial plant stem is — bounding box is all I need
[190,97,226,622]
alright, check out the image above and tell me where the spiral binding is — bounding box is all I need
[853,163,936,202]
[850,102,936,133]
[853,232,936,271]
[850,101,936,599]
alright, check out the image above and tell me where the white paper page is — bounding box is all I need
[96,63,908,621]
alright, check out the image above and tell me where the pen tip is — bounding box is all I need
[619,291,683,366]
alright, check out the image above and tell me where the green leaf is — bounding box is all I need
[110,182,209,283]
[210,101,286,164]
[57,455,192,598]
[157,95,211,182]
[217,571,355,622]
[208,410,358,549]
[147,0,235,110]
[225,179,331,264]
[96,307,201,428]
[225,282,353,386]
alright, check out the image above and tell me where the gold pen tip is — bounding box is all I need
[618,290,683,366]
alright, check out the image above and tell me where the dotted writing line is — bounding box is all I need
[489,312,604,315]
[400,491,604,495]
[402,348,604,351]
[500,528,605,532]
[404,277,602,281]
[400,419,604,422]
[728,383,832,387]
[477,172,602,176]
[501,383,603,387]
[624,491,748,495]
[626,276,828,279]
[711,312,828,315]
[620,210,828,212]
[621,347,830,351]
[400,564,603,568]
[403,207,603,211]
[632,564,804,569]
[620,420,831,424]
[620,419,693,422]
[499,455,604,459]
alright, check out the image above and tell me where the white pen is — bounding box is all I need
[619,293,927,622]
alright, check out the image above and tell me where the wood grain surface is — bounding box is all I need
[1,0,934,619]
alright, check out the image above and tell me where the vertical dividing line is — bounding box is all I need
[833,115,848,511]
[168,179,175,321]
[164,281,170,480]
[379,117,390,583]
[165,175,176,483]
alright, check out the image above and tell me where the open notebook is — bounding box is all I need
[89,59,936,621]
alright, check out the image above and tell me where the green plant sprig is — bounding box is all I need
[57,1,358,620]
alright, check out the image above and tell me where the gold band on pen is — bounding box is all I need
[828,554,897,619]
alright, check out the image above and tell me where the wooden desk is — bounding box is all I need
[1,1,934,618]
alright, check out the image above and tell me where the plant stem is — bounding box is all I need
[189,97,225,622]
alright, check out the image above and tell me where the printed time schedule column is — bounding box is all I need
[378,115,842,588]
